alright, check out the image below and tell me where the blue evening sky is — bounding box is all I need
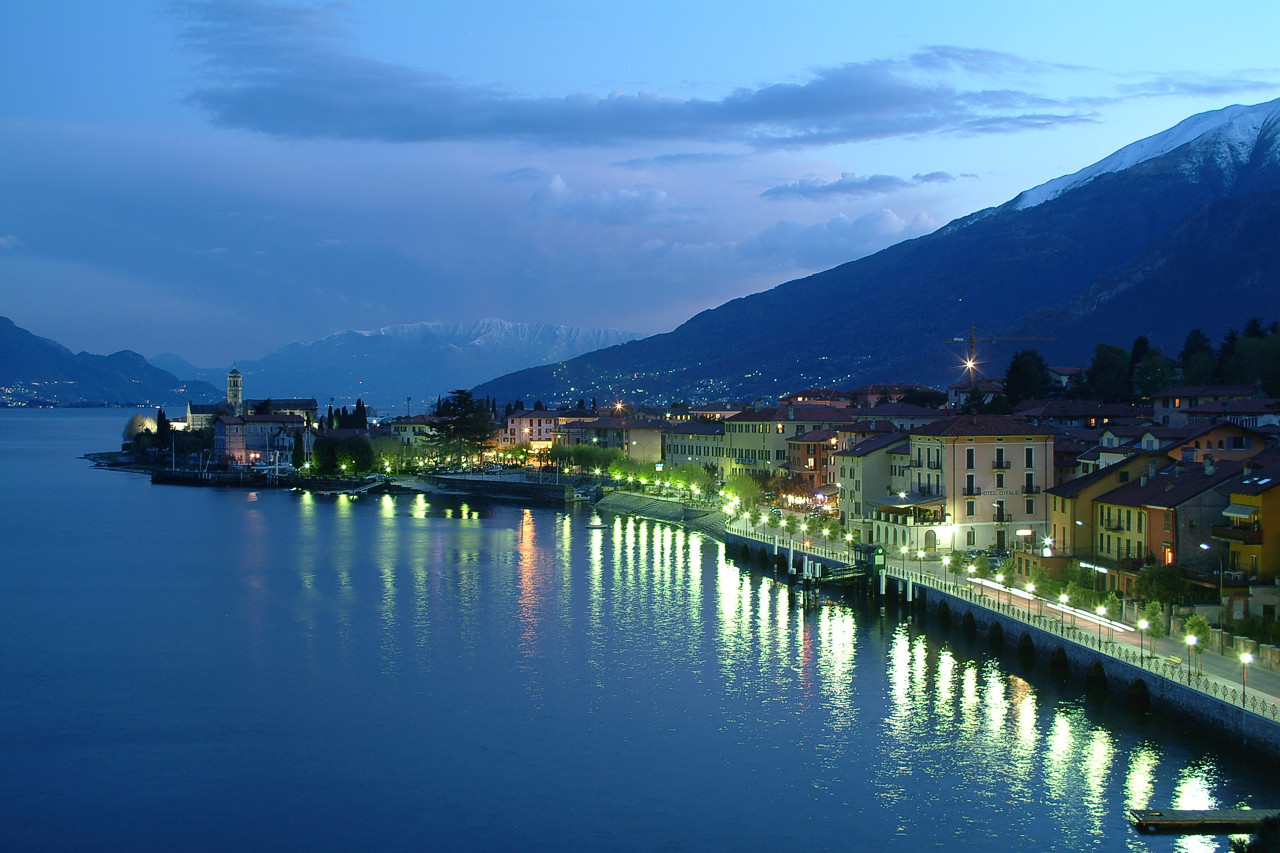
[3,0,1279,366]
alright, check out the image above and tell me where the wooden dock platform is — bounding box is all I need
[1130,808,1280,834]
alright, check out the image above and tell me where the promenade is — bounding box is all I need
[725,517,1280,721]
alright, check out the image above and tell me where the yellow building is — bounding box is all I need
[1214,458,1280,584]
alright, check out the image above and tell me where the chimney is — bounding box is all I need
[787,404,795,421]
[1140,474,1147,487]
[1148,458,1157,478]
[1203,453,1215,476]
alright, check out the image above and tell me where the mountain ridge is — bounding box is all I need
[473,97,1280,404]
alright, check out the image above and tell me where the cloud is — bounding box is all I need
[614,152,744,170]
[176,2,1096,148]
[736,210,936,269]
[529,175,697,227]
[0,235,20,250]
[762,170,958,200]
[493,166,552,183]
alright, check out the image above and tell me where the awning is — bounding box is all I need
[1222,503,1258,519]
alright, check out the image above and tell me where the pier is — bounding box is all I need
[1130,808,1280,834]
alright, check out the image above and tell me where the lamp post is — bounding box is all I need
[1025,582,1035,617]
[1242,652,1253,705]
[900,545,908,573]
[1199,542,1225,644]
[995,573,1004,606]
[1185,634,1198,684]
[916,549,925,577]
[1096,605,1107,643]
[1138,619,1149,667]
[942,556,951,585]
[1059,593,1069,629]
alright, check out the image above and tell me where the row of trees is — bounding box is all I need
[997,317,1280,408]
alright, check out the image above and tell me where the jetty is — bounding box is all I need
[1130,808,1280,834]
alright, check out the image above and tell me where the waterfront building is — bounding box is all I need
[500,409,595,450]
[722,405,855,479]
[863,415,1056,556]
[832,433,902,528]
[662,421,727,478]
[786,429,839,491]
[554,417,669,465]
[213,413,311,467]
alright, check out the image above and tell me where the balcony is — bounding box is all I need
[992,460,1011,470]
[1212,524,1264,545]
[963,486,983,496]
[993,511,1009,524]
[927,461,942,470]
[1022,485,1041,495]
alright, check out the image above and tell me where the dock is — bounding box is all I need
[1130,808,1280,834]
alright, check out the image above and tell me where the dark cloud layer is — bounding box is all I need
[761,171,958,201]
[177,1,1092,148]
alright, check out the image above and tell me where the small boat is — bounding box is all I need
[586,515,607,529]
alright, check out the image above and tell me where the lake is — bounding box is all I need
[0,409,1266,851]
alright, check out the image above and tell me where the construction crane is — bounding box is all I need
[944,326,1056,390]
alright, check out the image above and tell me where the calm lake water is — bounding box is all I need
[0,410,1269,851]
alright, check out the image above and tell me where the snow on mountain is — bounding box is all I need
[1013,97,1280,210]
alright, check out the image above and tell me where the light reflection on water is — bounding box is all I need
[1,412,1266,851]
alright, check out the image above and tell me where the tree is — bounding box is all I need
[900,387,947,408]
[432,389,495,464]
[1004,349,1052,405]
[1065,580,1089,609]
[1101,590,1122,620]
[292,431,307,471]
[972,554,990,579]
[1084,343,1132,402]
[1179,328,1213,365]
[1133,347,1176,397]
[253,398,273,415]
[722,473,763,507]
[337,435,374,473]
[1184,613,1211,652]
[1135,562,1183,607]
[1140,600,1167,639]
[1030,564,1057,598]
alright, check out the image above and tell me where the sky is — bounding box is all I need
[3,1,1280,368]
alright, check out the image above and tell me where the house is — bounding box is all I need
[1150,385,1264,427]
[832,432,902,527]
[1088,456,1243,599]
[1214,456,1280,586]
[1185,398,1280,430]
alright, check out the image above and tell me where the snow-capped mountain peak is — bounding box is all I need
[1013,97,1280,210]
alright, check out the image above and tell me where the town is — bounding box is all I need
[124,326,1280,657]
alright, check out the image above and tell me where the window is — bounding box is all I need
[996,473,1005,489]
[1163,514,1170,532]
[966,530,976,546]
[966,448,975,469]
[1138,513,1144,533]
[1025,447,1034,468]
[965,473,976,494]
[1125,510,1131,532]
[966,499,975,517]
[1025,498,1034,515]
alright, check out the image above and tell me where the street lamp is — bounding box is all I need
[1242,652,1254,705]
[995,573,1004,605]
[1138,619,1149,666]
[1025,582,1035,617]
[942,555,951,582]
[900,545,908,572]
[916,549,925,576]
[1199,542,1225,642]
[1096,605,1107,643]
[1059,593,1069,629]
[1185,634,1198,684]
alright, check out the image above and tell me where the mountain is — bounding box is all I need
[156,319,640,412]
[473,98,1280,405]
[0,316,220,407]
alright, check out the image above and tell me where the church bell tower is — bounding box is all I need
[227,367,243,416]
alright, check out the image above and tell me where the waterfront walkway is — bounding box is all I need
[726,518,1280,720]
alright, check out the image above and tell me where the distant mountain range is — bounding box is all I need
[0,316,220,407]
[151,319,640,412]
[474,97,1280,404]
